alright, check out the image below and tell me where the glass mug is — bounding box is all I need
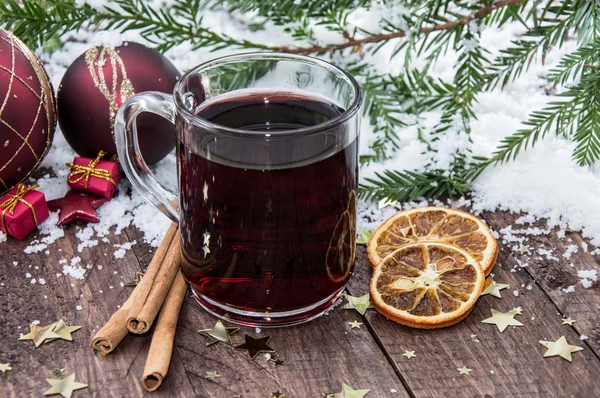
[115,53,361,326]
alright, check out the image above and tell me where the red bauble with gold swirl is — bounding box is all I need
[0,29,57,195]
[57,42,180,165]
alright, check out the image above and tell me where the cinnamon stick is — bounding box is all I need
[142,271,188,391]
[127,233,182,334]
[89,223,177,354]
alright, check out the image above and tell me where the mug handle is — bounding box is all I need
[114,91,179,223]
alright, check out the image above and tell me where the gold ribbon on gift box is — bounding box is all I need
[66,150,116,189]
[0,183,39,233]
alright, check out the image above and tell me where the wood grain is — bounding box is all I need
[348,244,600,398]
[482,210,600,356]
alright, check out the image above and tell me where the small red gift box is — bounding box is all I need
[0,183,49,240]
[66,151,121,200]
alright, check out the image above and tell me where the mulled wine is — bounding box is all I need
[178,90,358,324]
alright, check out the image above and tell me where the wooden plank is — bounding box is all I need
[125,225,410,397]
[482,210,600,356]
[348,245,600,397]
[0,226,195,397]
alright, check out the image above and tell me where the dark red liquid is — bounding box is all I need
[178,90,357,320]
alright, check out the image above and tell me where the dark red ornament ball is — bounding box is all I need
[57,42,180,165]
[0,29,57,195]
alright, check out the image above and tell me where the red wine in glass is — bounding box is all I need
[178,90,358,324]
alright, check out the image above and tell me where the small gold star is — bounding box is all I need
[270,358,285,366]
[457,366,472,375]
[203,182,209,201]
[270,391,285,398]
[205,370,220,380]
[562,317,576,326]
[342,294,374,315]
[53,369,65,377]
[539,336,583,362]
[198,321,239,346]
[482,309,523,332]
[19,323,61,347]
[43,373,88,398]
[512,306,523,315]
[125,272,144,286]
[234,335,275,359]
[516,244,532,255]
[47,320,81,342]
[481,277,510,298]
[349,320,362,329]
[402,350,416,359]
[0,363,12,373]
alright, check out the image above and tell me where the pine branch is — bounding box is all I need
[0,0,275,52]
[274,0,526,55]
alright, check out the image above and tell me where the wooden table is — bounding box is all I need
[1,210,599,397]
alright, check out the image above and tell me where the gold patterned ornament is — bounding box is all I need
[342,294,374,315]
[457,366,472,375]
[43,373,88,398]
[0,363,12,373]
[198,320,239,346]
[481,309,523,332]
[85,46,135,135]
[0,29,57,195]
[481,277,510,298]
[539,336,583,362]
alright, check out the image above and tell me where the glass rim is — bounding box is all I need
[173,51,362,138]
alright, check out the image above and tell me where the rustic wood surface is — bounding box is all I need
[1,209,599,397]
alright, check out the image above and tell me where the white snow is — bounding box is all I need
[578,270,598,289]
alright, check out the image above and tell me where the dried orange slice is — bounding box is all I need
[370,242,484,329]
[367,207,498,275]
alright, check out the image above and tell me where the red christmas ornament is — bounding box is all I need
[47,191,107,226]
[57,42,180,165]
[0,29,57,195]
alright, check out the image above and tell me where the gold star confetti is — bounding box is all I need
[53,369,65,377]
[512,306,523,315]
[205,371,220,380]
[349,320,363,329]
[482,309,523,332]
[341,383,370,398]
[43,374,88,398]
[198,321,240,346]
[539,336,583,362]
[19,323,61,347]
[0,363,12,373]
[342,294,374,315]
[402,350,416,359]
[562,317,576,326]
[356,230,373,245]
[457,366,472,375]
[234,335,275,359]
[270,391,285,398]
[125,272,144,286]
[47,320,81,342]
[270,357,285,366]
[481,277,510,298]
[516,244,531,255]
